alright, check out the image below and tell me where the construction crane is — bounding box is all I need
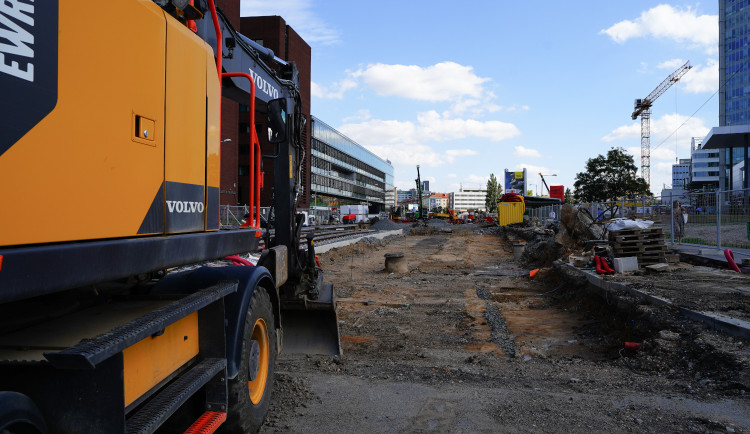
[631,60,692,187]
[538,172,557,195]
[415,165,425,220]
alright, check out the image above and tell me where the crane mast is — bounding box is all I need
[631,60,692,187]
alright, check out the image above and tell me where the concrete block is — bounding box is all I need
[646,263,669,272]
[614,256,638,273]
[570,255,589,267]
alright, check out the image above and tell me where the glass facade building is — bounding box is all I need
[310,116,394,212]
[720,0,750,126]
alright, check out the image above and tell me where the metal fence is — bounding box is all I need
[577,189,750,253]
[220,205,250,226]
[525,204,562,223]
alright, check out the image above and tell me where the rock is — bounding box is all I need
[658,330,680,341]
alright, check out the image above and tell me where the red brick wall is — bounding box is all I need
[220,97,239,205]
[240,16,312,209]
[215,0,241,205]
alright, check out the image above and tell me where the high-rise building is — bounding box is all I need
[696,1,750,191]
[720,0,750,126]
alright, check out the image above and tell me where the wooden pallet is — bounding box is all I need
[609,227,667,266]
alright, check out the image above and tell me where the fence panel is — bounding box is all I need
[718,189,750,249]
[525,204,561,223]
[673,191,718,247]
[220,205,250,226]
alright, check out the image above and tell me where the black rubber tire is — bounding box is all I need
[0,391,47,434]
[223,288,277,433]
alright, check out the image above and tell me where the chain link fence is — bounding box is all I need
[575,189,750,253]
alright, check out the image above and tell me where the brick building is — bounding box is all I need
[214,1,312,209]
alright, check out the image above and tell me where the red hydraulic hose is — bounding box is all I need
[724,248,741,273]
[224,255,254,266]
[205,0,222,80]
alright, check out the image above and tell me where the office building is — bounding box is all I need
[310,116,394,213]
[720,0,750,126]
[450,187,487,212]
[672,159,691,189]
[692,2,750,191]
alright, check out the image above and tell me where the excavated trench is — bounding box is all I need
[474,269,648,365]
[327,227,655,369]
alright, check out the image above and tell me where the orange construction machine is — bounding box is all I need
[0,1,338,432]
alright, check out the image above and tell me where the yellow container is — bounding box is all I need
[498,202,525,226]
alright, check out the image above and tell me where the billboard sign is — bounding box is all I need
[504,169,527,194]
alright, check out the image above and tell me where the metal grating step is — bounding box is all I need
[184,411,227,434]
[126,357,226,434]
[44,282,237,369]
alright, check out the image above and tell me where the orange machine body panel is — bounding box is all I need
[122,312,200,408]
[0,0,220,247]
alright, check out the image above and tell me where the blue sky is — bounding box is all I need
[240,1,719,196]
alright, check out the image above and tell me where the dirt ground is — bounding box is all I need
[260,224,750,433]
[606,264,750,322]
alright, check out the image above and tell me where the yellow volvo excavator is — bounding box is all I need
[0,1,339,432]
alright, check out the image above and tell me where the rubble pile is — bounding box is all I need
[501,204,605,267]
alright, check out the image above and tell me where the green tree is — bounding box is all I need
[573,147,651,202]
[564,187,574,204]
[485,173,501,212]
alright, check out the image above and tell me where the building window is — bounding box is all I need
[239,104,250,113]
[239,144,250,155]
[239,165,249,176]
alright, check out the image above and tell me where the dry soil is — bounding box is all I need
[260,225,750,433]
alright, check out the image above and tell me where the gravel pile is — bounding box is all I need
[370,219,404,231]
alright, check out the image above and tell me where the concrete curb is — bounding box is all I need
[315,229,405,253]
[561,263,750,340]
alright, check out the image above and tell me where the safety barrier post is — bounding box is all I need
[669,192,674,244]
[716,190,721,250]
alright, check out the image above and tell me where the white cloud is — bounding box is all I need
[445,149,478,158]
[241,0,340,45]
[514,146,542,158]
[658,58,685,69]
[446,173,457,179]
[601,5,717,51]
[339,111,520,149]
[602,124,640,142]
[352,62,489,102]
[604,113,710,146]
[310,78,357,99]
[519,164,556,176]
[341,109,371,123]
[462,174,490,188]
[415,111,520,142]
[681,59,719,94]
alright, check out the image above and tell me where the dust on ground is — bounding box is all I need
[261,224,750,433]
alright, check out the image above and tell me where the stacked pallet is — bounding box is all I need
[608,227,666,265]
